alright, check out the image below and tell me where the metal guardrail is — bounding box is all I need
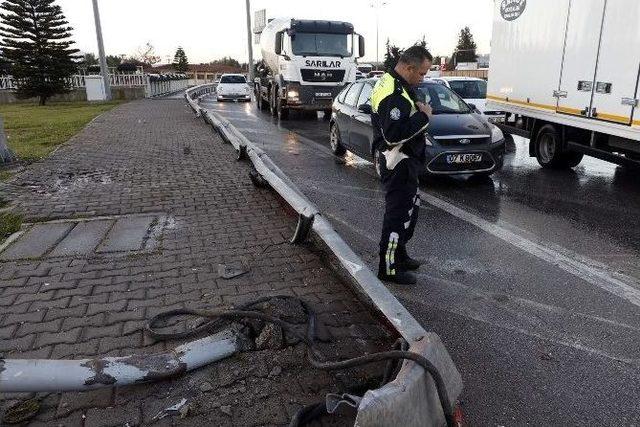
[184,84,217,115]
[148,79,190,97]
[185,85,463,426]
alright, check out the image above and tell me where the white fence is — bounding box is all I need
[0,74,189,98]
[147,79,189,97]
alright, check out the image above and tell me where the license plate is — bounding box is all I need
[315,92,332,98]
[488,116,505,123]
[446,153,483,164]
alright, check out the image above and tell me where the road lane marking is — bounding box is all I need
[419,190,640,309]
[399,290,639,367]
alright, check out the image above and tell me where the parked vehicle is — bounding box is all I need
[330,79,506,176]
[430,77,506,124]
[216,74,251,102]
[253,18,365,119]
[487,0,640,169]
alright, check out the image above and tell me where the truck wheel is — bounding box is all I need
[562,151,584,168]
[269,87,278,117]
[535,124,568,169]
[277,101,289,120]
[256,87,266,111]
[329,123,346,156]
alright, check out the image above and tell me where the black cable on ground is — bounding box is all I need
[145,296,454,427]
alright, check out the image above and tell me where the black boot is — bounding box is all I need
[397,247,422,271]
[378,258,417,285]
[378,270,417,285]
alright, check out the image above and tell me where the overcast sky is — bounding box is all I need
[58,0,495,64]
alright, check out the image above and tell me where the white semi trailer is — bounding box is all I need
[487,0,640,168]
[254,18,365,120]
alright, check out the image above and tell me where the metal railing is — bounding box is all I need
[1,74,190,97]
[148,79,189,97]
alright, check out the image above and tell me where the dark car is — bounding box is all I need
[329,78,506,177]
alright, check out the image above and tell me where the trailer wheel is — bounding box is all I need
[535,124,568,169]
[329,123,346,156]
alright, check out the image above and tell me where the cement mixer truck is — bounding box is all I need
[254,18,365,120]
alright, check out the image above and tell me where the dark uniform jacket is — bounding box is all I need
[371,69,430,162]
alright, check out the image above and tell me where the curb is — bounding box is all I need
[186,85,463,427]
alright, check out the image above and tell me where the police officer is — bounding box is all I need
[371,45,433,285]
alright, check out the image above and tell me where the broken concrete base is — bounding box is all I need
[355,336,463,427]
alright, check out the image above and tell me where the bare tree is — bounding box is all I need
[133,42,161,66]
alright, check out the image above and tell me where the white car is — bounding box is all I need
[216,74,251,102]
[429,77,506,124]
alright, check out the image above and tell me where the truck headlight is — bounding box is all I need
[287,90,299,100]
[491,124,504,143]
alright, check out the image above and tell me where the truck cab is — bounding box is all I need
[255,18,365,119]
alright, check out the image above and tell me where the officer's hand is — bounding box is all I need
[416,102,433,118]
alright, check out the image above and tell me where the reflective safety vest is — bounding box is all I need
[371,73,418,116]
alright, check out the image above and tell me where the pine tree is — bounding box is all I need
[172,47,188,73]
[0,0,79,105]
[383,39,402,71]
[0,49,9,75]
[453,26,478,65]
[383,37,430,72]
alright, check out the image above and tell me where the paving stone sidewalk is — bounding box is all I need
[0,99,394,426]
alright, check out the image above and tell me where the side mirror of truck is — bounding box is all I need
[358,35,365,58]
[275,32,283,55]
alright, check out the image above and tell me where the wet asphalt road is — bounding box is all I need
[200,95,640,426]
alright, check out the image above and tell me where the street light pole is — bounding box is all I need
[91,0,111,100]
[245,0,254,82]
[376,10,379,69]
[370,1,388,70]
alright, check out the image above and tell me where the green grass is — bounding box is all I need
[0,211,22,243]
[0,169,12,181]
[0,101,124,161]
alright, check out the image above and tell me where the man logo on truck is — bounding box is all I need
[500,0,526,21]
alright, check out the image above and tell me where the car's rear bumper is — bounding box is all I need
[425,141,505,174]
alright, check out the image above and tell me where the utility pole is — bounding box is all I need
[91,0,112,100]
[245,0,254,82]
